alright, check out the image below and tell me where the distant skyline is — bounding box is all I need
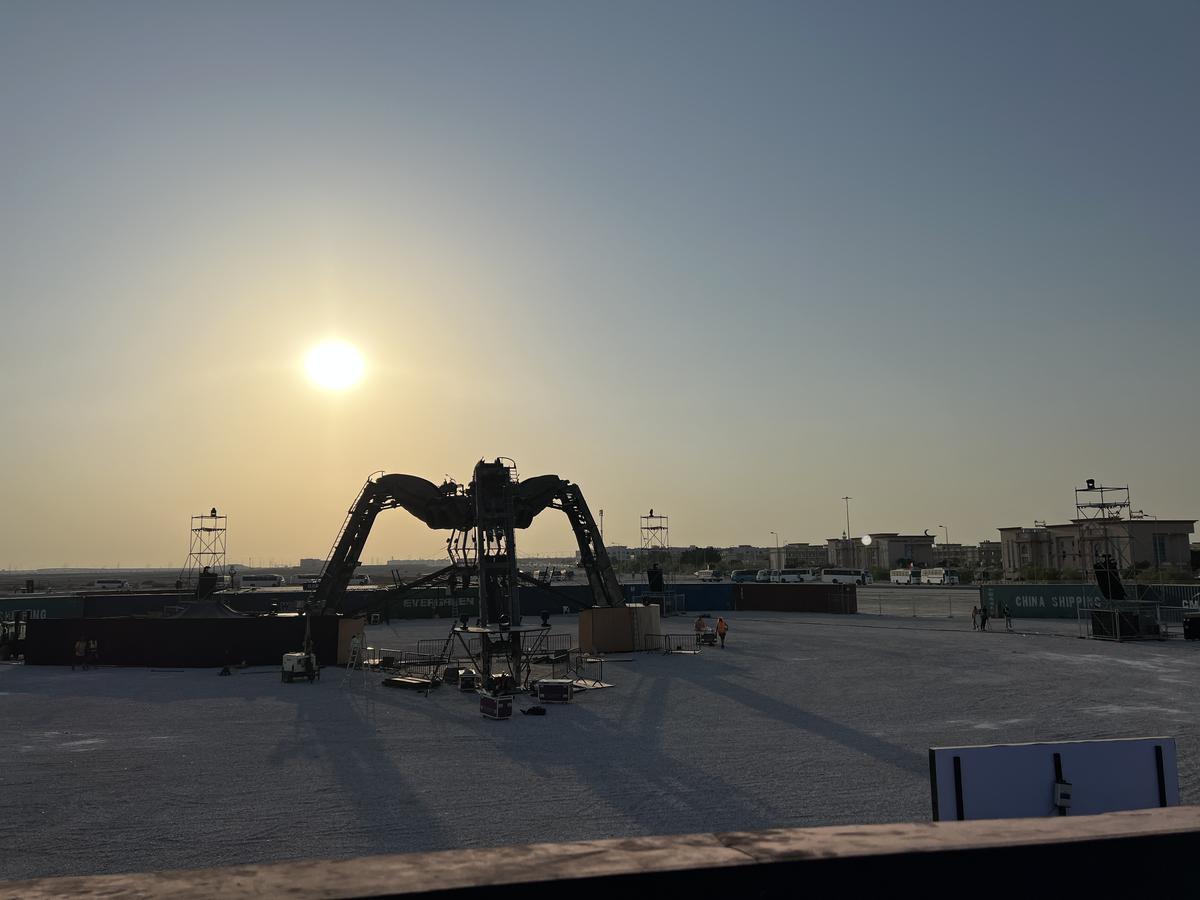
[3,2,1198,567]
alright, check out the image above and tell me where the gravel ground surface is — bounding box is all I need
[2,611,1198,881]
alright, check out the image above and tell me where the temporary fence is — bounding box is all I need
[524,632,573,663]
[856,588,979,620]
[646,633,702,654]
[1072,601,1200,642]
[368,647,445,677]
[1076,605,1163,642]
[381,631,576,682]
[1134,584,1200,609]
[1155,607,1191,639]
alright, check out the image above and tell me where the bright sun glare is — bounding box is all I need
[305,340,365,390]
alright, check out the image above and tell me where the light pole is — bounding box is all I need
[770,531,779,569]
[841,497,852,567]
[937,524,950,571]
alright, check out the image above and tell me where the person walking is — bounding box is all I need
[715,616,729,648]
[971,606,979,631]
[1004,604,1013,633]
[694,615,707,635]
[980,605,989,632]
[72,637,87,671]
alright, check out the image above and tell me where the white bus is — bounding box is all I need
[755,569,780,583]
[821,567,872,585]
[241,573,287,588]
[779,568,820,583]
[922,567,959,585]
[890,568,921,585]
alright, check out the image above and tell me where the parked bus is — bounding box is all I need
[890,568,921,585]
[349,574,372,585]
[755,569,780,583]
[730,569,758,583]
[779,568,820,583]
[921,567,959,585]
[241,573,287,588]
[821,567,871,585]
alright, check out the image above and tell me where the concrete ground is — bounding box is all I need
[2,611,1198,882]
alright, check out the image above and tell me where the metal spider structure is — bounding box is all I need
[309,458,624,691]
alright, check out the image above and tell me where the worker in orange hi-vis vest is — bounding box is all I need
[715,617,729,648]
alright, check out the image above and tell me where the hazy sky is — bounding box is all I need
[2,1,1197,567]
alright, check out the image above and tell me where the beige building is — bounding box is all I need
[827,533,937,570]
[933,543,981,570]
[998,519,1195,580]
[722,545,767,566]
[978,540,1002,573]
[785,543,831,568]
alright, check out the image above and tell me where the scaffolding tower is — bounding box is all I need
[179,508,227,588]
[640,509,671,583]
[1074,480,1132,580]
[640,510,669,556]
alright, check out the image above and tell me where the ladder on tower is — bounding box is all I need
[340,637,368,688]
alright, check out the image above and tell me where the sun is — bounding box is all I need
[305,340,365,390]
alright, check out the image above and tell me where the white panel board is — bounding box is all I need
[929,737,1177,821]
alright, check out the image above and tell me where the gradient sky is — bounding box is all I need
[2,1,1197,568]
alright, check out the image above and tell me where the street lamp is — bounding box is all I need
[939,524,950,546]
[841,496,854,568]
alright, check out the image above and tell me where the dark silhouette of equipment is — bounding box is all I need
[1093,554,1126,602]
[647,563,665,593]
[301,459,623,693]
[196,566,220,600]
[0,612,26,661]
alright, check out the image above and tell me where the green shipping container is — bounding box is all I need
[0,595,85,620]
[980,584,1106,619]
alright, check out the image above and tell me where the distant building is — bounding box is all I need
[299,558,324,571]
[933,543,980,570]
[785,543,831,568]
[978,540,1002,573]
[604,545,632,562]
[998,519,1196,580]
[827,533,936,570]
[723,545,767,566]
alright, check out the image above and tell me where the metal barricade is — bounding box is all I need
[658,633,701,654]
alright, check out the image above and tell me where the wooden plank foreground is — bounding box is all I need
[4,806,1198,899]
